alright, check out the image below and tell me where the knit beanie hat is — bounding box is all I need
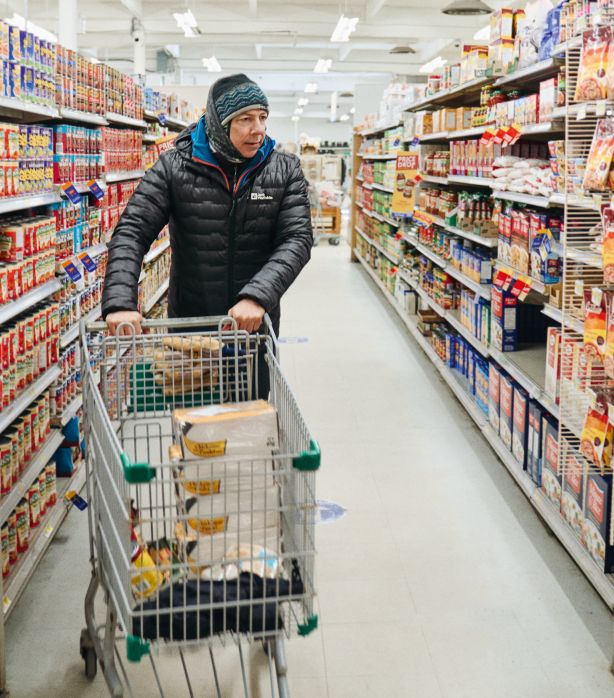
[211,74,269,127]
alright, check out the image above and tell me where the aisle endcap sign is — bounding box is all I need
[391,151,419,216]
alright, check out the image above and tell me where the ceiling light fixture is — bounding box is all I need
[420,55,447,74]
[291,115,300,122]
[340,114,350,121]
[305,82,318,93]
[297,98,309,107]
[330,14,359,42]
[350,107,355,114]
[314,58,332,73]
[202,56,222,72]
[173,9,199,37]
[442,0,492,16]
[294,107,304,115]
[473,24,490,41]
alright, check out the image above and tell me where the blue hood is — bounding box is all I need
[191,115,275,190]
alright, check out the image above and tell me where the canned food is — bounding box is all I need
[7,512,16,563]
[15,498,29,552]
[27,481,40,528]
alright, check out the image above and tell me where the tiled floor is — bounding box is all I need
[5,240,614,697]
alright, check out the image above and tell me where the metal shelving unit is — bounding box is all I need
[143,239,171,265]
[59,108,109,126]
[105,170,145,183]
[143,278,170,315]
[105,112,147,129]
[60,305,102,349]
[0,366,62,434]
[0,280,62,325]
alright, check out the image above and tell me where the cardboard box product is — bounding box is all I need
[583,473,614,573]
[561,448,586,537]
[491,286,518,352]
[545,327,562,403]
[512,385,529,468]
[541,415,561,507]
[499,372,514,450]
[490,8,514,42]
[172,400,280,462]
[539,78,557,123]
[527,401,544,485]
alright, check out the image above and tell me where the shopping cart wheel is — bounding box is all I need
[329,237,340,246]
[83,647,98,680]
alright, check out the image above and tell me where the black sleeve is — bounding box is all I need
[238,158,313,311]
[101,155,171,317]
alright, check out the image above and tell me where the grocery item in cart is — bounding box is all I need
[172,400,279,461]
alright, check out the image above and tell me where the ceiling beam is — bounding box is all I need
[255,43,263,58]
[338,44,352,61]
[248,0,258,17]
[119,0,143,19]
[366,0,387,19]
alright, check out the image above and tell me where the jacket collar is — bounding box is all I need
[177,117,276,193]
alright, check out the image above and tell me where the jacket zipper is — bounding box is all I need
[227,165,238,308]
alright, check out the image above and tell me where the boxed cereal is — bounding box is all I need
[499,372,514,450]
[491,285,518,352]
[512,385,529,468]
[490,8,514,42]
[539,78,557,123]
[541,415,561,507]
[561,448,586,538]
[488,362,502,432]
[527,401,544,486]
[544,327,562,403]
[583,472,614,573]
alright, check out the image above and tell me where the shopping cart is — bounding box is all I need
[78,316,319,698]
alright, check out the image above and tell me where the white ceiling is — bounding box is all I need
[11,0,514,119]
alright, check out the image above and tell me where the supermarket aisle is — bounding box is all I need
[5,240,614,698]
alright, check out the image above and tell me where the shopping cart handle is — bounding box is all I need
[86,314,277,336]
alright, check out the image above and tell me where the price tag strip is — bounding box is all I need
[493,266,532,301]
[87,179,105,200]
[61,182,82,205]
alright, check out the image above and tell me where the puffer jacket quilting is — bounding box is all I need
[101,126,313,329]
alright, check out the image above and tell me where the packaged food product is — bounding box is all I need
[27,481,40,528]
[583,119,614,192]
[15,497,28,552]
[584,289,607,359]
[581,393,610,466]
[1,523,8,577]
[575,26,611,102]
[7,511,16,564]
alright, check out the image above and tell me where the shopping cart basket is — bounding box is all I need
[79,316,319,698]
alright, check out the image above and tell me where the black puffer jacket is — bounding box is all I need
[101,127,313,329]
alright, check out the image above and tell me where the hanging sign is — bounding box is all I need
[494,265,532,300]
[391,151,419,216]
[61,258,82,282]
[156,135,176,157]
[87,179,105,200]
[62,182,81,205]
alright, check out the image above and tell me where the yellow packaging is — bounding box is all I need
[490,8,514,42]
[131,547,164,599]
[580,394,610,467]
[584,290,607,361]
[172,400,279,462]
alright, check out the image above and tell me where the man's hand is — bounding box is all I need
[228,299,265,333]
[106,311,143,336]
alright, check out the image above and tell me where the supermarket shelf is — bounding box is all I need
[493,261,546,294]
[0,429,64,525]
[372,210,400,227]
[360,120,402,137]
[448,126,487,139]
[60,305,101,348]
[445,265,491,299]
[0,279,62,325]
[420,175,449,185]
[59,108,109,126]
[517,121,565,137]
[143,133,159,143]
[143,278,170,314]
[406,75,493,113]
[482,424,534,498]
[541,304,584,334]
[565,247,603,269]
[532,490,614,610]
[445,224,498,248]
[553,35,583,54]
[417,131,449,143]
[492,190,553,208]
[3,465,87,619]
[448,175,492,188]
[362,182,373,190]
[58,394,83,426]
[418,121,561,144]
[494,58,563,88]
[371,183,394,194]
[355,227,400,265]
[413,240,447,268]
[0,191,62,215]
[359,153,398,161]
[105,112,147,129]
[83,242,108,258]
[0,96,59,120]
[489,344,546,398]
[143,239,171,264]
[105,170,145,183]
[0,365,62,433]
[550,192,600,211]
[144,111,190,130]
[447,309,490,356]
[73,180,107,195]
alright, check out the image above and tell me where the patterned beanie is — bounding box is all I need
[211,74,269,127]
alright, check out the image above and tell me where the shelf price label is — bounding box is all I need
[2,596,11,614]
[65,490,88,510]
[61,259,82,282]
[77,252,97,273]
[61,182,82,205]
[87,179,105,200]
[157,112,167,126]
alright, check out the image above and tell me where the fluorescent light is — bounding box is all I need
[174,9,198,37]
[202,56,222,72]
[90,57,100,64]
[297,98,309,107]
[340,114,350,121]
[294,107,304,115]
[304,82,318,93]
[291,115,300,122]
[473,24,490,41]
[330,91,338,122]
[330,14,359,42]
[6,13,57,42]
[314,58,332,73]
[420,55,447,74]
[350,107,355,114]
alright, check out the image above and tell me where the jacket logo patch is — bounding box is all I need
[251,192,273,201]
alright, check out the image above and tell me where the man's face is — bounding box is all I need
[229,109,268,159]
